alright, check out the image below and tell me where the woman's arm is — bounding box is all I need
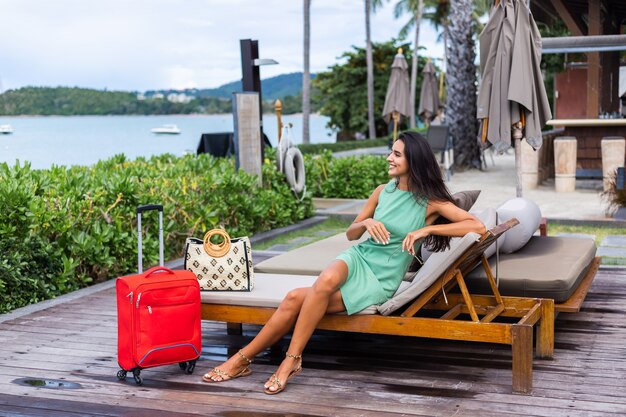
[346,184,390,243]
[401,200,486,255]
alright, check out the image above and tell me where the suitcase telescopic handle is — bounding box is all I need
[144,266,175,277]
[137,204,165,273]
[137,204,164,214]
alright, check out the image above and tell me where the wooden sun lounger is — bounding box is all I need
[200,219,554,394]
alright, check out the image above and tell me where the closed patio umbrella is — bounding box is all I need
[383,48,411,141]
[477,0,552,196]
[418,59,441,125]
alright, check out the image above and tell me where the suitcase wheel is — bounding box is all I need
[186,360,196,374]
[179,360,196,374]
[132,369,143,386]
[117,370,127,381]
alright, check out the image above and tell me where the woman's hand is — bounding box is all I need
[402,228,430,255]
[362,218,390,244]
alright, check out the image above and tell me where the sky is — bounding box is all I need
[0,0,445,92]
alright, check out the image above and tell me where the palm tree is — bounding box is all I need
[422,0,449,103]
[392,0,424,129]
[365,0,382,139]
[365,0,375,139]
[447,0,480,168]
[302,0,312,144]
[420,0,490,105]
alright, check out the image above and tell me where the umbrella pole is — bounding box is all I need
[393,112,399,141]
[513,123,523,198]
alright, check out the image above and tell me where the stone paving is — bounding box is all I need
[597,235,626,265]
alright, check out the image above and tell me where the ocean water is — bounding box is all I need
[0,114,335,169]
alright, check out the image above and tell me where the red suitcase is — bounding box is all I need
[116,204,202,385]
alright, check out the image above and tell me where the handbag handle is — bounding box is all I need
[203,228,231,258]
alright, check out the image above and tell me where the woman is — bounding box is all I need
[202,131,485,394]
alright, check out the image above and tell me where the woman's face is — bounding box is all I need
[387,139,409,177]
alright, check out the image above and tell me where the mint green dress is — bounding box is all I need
[337,181,427,315]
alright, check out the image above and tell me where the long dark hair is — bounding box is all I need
[395,131,454,252]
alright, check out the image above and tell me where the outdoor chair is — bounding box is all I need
[425,124,454,180]
[201,219,554,394]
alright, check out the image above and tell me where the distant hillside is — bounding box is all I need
[0,86,230,116]
[0,73,316,115]
[147,72,315,101]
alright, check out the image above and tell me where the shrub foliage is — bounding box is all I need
[0,154,314,313]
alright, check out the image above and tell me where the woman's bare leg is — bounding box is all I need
[264,260,348,392]
[203,286,310,381]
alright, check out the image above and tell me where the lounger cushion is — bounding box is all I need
[421,207,498,262]
[254,233,366,275]
[452,190,481,211]
[465,236,596,302]
[201,273,316,308]
[497,198,541,254]
[199,273,413,315]
[378,232,481,316]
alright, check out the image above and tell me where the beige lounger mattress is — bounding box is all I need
[255,233,365,275]
[199,273,410,315]
[465,236,597,302]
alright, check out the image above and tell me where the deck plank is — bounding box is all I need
[0,267,624,416]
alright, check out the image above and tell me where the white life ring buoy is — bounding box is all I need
[283,147,306,194]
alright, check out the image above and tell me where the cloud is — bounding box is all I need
[0,0,444,91]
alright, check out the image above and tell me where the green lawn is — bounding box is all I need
[547,223,625,247]
[548,223,626,266]
[254,218,352,250]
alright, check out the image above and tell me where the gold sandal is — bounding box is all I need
[264,352,302,395]
[202,350,253,383]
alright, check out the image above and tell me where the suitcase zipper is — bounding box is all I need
[136,292,142,308]
[147,306,152,314]
[127,292,133,304]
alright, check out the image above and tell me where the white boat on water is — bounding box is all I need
[0,124,14,134]
[151,124,181,134]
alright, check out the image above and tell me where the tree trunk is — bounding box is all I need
[441,22,448,103]
[446,0,480,168]
[302,0,311,144]
[365,0,376,139]
[409,0,424,129]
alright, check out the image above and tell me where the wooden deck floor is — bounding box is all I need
[0,267,625,417]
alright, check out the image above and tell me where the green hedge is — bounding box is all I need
[0,154,314,313]
[303,151,389,199]
[264,148,389,199]
[298,138,389,155]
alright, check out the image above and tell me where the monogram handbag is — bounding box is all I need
[184,229,254,291]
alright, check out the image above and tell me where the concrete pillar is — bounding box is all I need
[233,92,262,186]
[601,136,626,192]
[521,140,539,190]
[554,136,577,192]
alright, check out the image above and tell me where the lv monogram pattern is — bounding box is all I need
[184,237,254,291]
